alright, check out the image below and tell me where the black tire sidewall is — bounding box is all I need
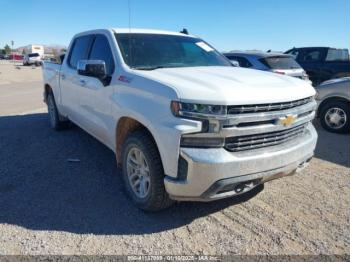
[122,141,153,206]
[47,92,68,130]
[121,131,171,211]
[47,93,59,129]
[320,101,350,133]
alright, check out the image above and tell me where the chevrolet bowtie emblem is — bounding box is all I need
[279,114,297,126]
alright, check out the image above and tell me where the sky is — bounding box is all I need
[0,0,349,52]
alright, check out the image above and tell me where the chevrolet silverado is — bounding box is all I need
[43,29,318,211]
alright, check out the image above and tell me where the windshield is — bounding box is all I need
[260,56,301,70]
[28,53,39,57]
[115,33,231,70]
[326,49,349,61]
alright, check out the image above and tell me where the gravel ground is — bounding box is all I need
[0,63,349,255]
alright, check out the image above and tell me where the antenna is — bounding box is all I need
[180,28,189,35]
[128,0,131,31]
[128,0,133,67]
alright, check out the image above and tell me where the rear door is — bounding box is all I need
[60,35,93,123]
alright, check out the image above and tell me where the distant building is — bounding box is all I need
[16,44,66,59]
[22,45,44,57]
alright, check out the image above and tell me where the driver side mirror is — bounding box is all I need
[77,60,107,79]
[77,60,111,86]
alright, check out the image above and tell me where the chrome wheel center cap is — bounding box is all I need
[330,113,341,124]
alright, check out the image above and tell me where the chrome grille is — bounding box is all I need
[225,124,306,152]
[227,97,313,114]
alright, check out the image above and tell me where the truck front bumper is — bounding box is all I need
[164,124,317,201]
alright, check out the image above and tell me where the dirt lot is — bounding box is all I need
[0,62,349,255]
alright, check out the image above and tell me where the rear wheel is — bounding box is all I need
[47,92,69,130]
[121,130,174,211]
[319,100,350,133]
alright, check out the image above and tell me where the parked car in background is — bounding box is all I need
[316,77,350,133]
[8,54,23,60]
[43,28,317,211]
[23,53,42,66]
[224,51,311,84]
[0,54,5,60]
[285,47,350,86]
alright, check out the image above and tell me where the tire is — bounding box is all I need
[47,92,69,130]
[121,130,174,211]
[319,100,350,133]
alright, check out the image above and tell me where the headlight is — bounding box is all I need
[171,101,227,148]
[171,101,227,118]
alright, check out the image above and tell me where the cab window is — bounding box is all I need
[89,35,115,75]
[301,50,322,62]
[68,35,93,69]
[227,56,252,68]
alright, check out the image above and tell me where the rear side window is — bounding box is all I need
[89,35,115,75]
[326,49,349,61]
[68,35,92,69]
[260,56,301,69]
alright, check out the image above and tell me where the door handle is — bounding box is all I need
[79,79,86,86]
[61,74,66,80]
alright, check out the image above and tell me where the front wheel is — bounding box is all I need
[319,100,350,133]
[121,130,174,211]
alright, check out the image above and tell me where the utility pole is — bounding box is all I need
[11,40,14,63]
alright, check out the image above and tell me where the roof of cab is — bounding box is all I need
[71,28,197,44]
[111,28,195,37]
[224,51,292,59]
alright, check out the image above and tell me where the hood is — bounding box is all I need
[319,77,350,86]
[135,66,315,105]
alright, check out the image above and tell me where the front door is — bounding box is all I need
[76,34,117,144]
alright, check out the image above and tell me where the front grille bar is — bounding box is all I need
[227,97,313,114]
[225,125,306,152]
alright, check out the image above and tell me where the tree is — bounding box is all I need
[52,48,58,57]
[4,44,11,55]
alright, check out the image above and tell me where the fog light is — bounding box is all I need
[180,136,224,148]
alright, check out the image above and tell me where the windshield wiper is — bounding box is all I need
[131,66,165,71]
